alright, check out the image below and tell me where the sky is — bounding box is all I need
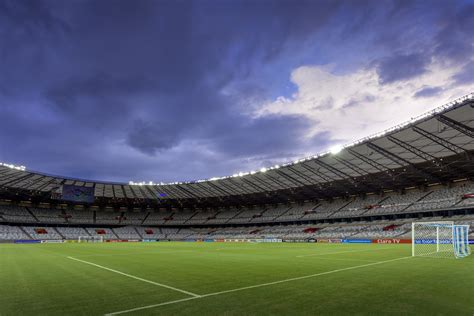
[0,0,473,183]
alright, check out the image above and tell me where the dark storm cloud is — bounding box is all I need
[355,0,473,84]
[208,114,314,158]
[413,86,444,99]
[127,119,183,155]
[376,53,429,84]
[0,0,471,182]
[432,3,474,63]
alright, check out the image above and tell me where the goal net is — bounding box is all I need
[412,222,471,259]
[78,236,104,243]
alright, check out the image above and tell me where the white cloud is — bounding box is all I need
[254,61,473,149]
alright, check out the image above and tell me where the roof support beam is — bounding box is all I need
[331,156,367,177]
[366,142,440,183]
[437,114,474,138]
[347,148,391,174]
[274,169,308,187]
[387,135,437,162]
[235,178,271,193]
[0,173,36,188]
[287,165,320,186]
[176,185,202,200]
[412,126,465,155]
[331,156,383,191]
[258,173,288,191]
[286,166,332,199]
[298,161,343,196]
[218,180,251,196]
[273,169,314,199]
[157,186,181,200]
[195,182,221,197]
[196,182,242,206]
[36,178,64,193]
[312,159,353,180]
[301,159,355,195]
[387,135,467,179]
[302,161,338,182]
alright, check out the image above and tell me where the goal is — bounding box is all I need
[78,236,104,243]
[412,221,471,259]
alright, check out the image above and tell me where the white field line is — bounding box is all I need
[105,255,412,316]
[296,247,395,258]
[67,256,201,297]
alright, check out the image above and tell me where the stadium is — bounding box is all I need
[1,93,473,315]
[1,1,474,315]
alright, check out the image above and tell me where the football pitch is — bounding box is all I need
[1,242,473,315]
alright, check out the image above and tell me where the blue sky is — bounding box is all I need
[0,0,472,183]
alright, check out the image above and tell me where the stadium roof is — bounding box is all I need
[0,94,473,208]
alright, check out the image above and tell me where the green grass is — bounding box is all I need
[0,242,473,315]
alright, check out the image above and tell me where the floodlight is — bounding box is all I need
[330,145,343,155]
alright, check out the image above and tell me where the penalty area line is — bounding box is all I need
[66,256,200,298]
[105,255,412,315]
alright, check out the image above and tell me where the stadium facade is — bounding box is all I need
[0,94,473,242]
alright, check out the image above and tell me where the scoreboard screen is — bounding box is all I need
[61,185,95,203]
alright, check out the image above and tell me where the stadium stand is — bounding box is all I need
[95,211,122,225]
[0,205,37,223]
[85,227,117,240]
[113,226,142,240]
[29,208,67,224]
[120,211,147,225]
[55,227,90,239]
[67,209,94,224]
[0,213,472,241]
[0,225,30,240]
[21,226,63,240]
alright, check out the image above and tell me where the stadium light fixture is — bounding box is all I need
[330,145,343,155]
[260,167,267,173]
[0,162,26,171]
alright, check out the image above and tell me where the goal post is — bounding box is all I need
[78,236,104,243]
[453,224,471,258]
[412,221,471,259]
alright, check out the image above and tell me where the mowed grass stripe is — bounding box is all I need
[67,256,201,297]
[105,255,412,315]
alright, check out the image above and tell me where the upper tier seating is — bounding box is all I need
[0,205,37,223]
[67,210,94,224]
[142,210,174,225]
[29,208,67,224]
[95,211,122,225]
[120,211,147,225]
